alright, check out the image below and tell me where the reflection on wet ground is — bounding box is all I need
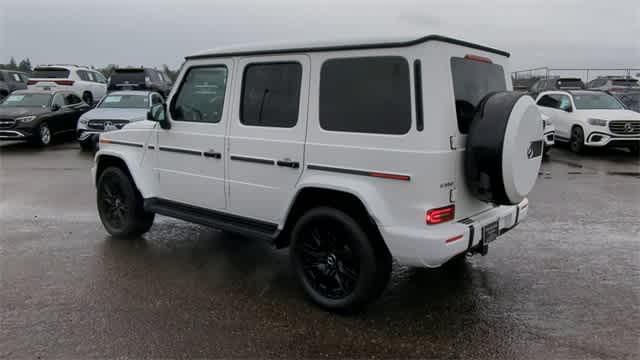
[1,141,639,359]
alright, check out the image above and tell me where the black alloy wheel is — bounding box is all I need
[291,207,390,312]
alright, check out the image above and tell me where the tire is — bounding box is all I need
[82,92,93,106]
[97,167,154,238]
[543,146,551,156]
[465,92,544,205]
[34,123,52,146]
[290,207,390,312]
[570,126,585,154]
[79,139,95,152]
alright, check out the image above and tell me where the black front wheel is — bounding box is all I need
[97,167,154,238]
[570,127,585,154]
[82,92,94,106]
[290,207,390,312]
[79,138,95,152]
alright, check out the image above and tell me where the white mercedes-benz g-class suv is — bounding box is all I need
[92,35,543,312]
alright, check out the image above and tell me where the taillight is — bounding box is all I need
[426,205,455,225]
[27,80,38,85]
[54,80,74,86]
[464,54,492,64]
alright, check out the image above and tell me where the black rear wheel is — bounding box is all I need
[570,126,585,154]
[290,207,389,312]
[97,167,154,238]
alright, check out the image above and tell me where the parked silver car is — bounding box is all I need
[77,90,164,150]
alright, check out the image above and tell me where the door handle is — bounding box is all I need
[203,150,221,159]
[277,159,300,169]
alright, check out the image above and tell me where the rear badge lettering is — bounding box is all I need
[527,140,543,159]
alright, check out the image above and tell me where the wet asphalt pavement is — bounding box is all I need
[1,140,639,359]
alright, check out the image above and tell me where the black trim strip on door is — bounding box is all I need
[203,151,222,159]
[230,155,275,165]
[307,164,411,181]
[104,140,143,148]
[147,145,156,150]
[186,35,510,60]
[159,146,202,156]
[144,197,279,239]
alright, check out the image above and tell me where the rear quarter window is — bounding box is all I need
[450,57,506,134]
[319,56,411,135]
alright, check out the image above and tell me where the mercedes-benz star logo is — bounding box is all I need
[624,122,634,133]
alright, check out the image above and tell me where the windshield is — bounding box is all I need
[99,94,149,109]
[31,68,70,78]
[573,93,624,110]
[0,93,51,107]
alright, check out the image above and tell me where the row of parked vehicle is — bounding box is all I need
[514,75,640,155]
[0,65,173,147]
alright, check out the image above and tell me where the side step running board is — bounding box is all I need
[144,198,280,240]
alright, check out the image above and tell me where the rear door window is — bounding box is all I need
[77,70,90,81]
[240,62,302,128]
[319,56,411,135]
[31,68,70,79]
[450,57,506,134]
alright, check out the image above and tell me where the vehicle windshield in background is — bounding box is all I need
[0,93,51,107]
[31,68,70,78]
[612,79,639,87]
[99,94,149,109]
[451,57,507,133]
[616,93,640,112]
[573,93,624,110]
[110,70,145,84]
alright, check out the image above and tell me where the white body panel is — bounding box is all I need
[94,36,530,268]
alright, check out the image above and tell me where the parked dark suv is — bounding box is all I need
[108,68,172,98]
[0,89,90,146]
[529,77,585,97]
[0,70,29,100]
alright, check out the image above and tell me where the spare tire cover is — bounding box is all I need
[465,92,543,205]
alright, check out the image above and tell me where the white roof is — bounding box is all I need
[187,34,509,59]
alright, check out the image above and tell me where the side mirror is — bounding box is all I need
[148,103,171,129]
[51,104,61,111]
[565,106,573,113]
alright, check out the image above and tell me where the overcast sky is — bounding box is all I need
[1,0,638,75]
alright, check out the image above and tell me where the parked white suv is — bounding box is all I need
[536,90,640,154]
[92,35,543,311]
[28,65,107,105]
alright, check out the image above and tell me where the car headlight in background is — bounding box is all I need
[587,118,607,126]
[15,116,37,123]
[79,118,89,125]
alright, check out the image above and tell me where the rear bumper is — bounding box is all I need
[380,198,529,268]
